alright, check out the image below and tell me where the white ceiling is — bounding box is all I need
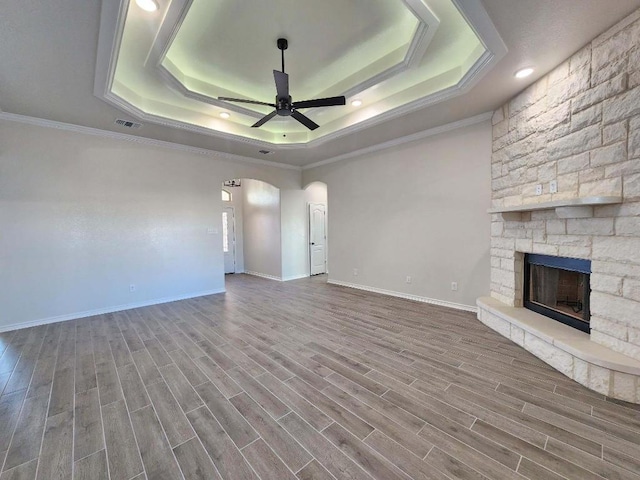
[2,0,640,167]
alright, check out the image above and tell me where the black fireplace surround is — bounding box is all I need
[524,254,591,333]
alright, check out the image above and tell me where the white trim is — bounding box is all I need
[0,289,225,333]
[303,112,492,170]
[282,274,310,282]
[244,271,283,281]
[0,112,301,171]
[328,280,477,313]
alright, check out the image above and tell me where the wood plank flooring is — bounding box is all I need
[1,273,639,480]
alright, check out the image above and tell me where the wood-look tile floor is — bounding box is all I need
[1,274,640,480]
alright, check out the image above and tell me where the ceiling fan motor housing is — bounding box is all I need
[276,95,293,116]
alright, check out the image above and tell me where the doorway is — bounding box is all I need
[222,206,236,274]
[309,203,327,275]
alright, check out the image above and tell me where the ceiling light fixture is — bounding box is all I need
[136,0,158,12]
[219,112,230,119]
[351,99,363,107]
[514,67,534,79]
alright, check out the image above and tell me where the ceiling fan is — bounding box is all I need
[219,38,346,131]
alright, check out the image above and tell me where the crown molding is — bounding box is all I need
[302,111,492,170]
[0,112,302,171]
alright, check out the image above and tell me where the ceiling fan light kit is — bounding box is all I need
[219,38,346,131]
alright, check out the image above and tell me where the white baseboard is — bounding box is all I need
[282,274,309,282]
[327,280,477,313]
[244,271,283,281]
[0,288,225,333]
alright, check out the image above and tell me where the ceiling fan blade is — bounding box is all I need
[251,110,277,128]
[291,110,319,130]
[293,96,346,109]
[219,97,275,107]
[273,70,289,99]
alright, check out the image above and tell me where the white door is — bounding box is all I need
[309,203,327,275]
[222,207,236,274]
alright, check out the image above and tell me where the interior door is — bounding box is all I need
[309,203,326,275]
[222,206,236,274]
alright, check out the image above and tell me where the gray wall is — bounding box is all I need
[303,121,492,309]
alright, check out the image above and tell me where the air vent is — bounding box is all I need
[115,119,142,129]
[258,149,274,155]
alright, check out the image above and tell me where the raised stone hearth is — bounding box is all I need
[480,8,640,402]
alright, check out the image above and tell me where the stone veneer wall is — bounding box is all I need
[489,9,640,361]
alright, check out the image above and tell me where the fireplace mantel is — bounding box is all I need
[488,196,622,220]
[487,195,622,221]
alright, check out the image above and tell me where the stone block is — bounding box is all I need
[630,116,640,158]
[579,167,605,184]
[593,237,640,265]
[545,234,592,246]
[548,61,569,86]
[515,238,533,253]
[590,274,623,295]
[602,86,640,124]
[592,260,640,280]
[591,57,628,87]
[578,177,622,197]
[591,291,640,325]
[492,107,505,125]
[629,325,640,346]
[630,70,640,89]
[482,311,511,338]
[555,206,593,219]
[623,278,640,302]
[532,243,558,256]
[490,221,504,237]
[540,101,571,132]
[511,325,525,347]
[566,218,614,236]
[558,246,592,258]
[592,18,640,70]
[537,162,556,183]
[493,119,509,140]
[592,8,640,47]
[548,66,591,108]
[524,333,573,377]
[588,364,611,396]
[557,152,590,175]
[602,120,628,146]
[605,160,640,178]
[556,172,579,194]
[590,316,628,341]
[590,142,627,167]
[623,172,640,200]
[612,372,637,403]
[570,46,591,74]
[573,358,589,385]
[572,74,627,113]
[547,124,602,160]
[571,104,602,131]
[615,217,640,236]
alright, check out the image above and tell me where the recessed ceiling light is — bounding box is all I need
[514,67,534,79]
[219,112,230,119]
[351,99,363,107]
[136,0,158,12]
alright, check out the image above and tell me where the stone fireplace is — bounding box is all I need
[477,9,640,403]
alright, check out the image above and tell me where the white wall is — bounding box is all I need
[223,184,244,273]
[242,179,282,279]
[0,119,300,331]
[303,121,492,309]
[281,190,308,280]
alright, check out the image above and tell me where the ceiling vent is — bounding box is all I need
[258,149,274,155]
[115,119,142,129]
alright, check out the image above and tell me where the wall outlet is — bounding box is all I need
[129,284,136,292]
[451,281,458,291]
[535,184,543,195]
[549,180,558,194]
[406,276,412,284]
[353,268,358,276]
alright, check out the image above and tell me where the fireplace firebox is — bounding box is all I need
[523,254,591,333]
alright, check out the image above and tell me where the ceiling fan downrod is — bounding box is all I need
[277,38,288,73]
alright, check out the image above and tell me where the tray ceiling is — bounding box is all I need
[96,0,505,147]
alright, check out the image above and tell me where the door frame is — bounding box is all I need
[223,205,237,274]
